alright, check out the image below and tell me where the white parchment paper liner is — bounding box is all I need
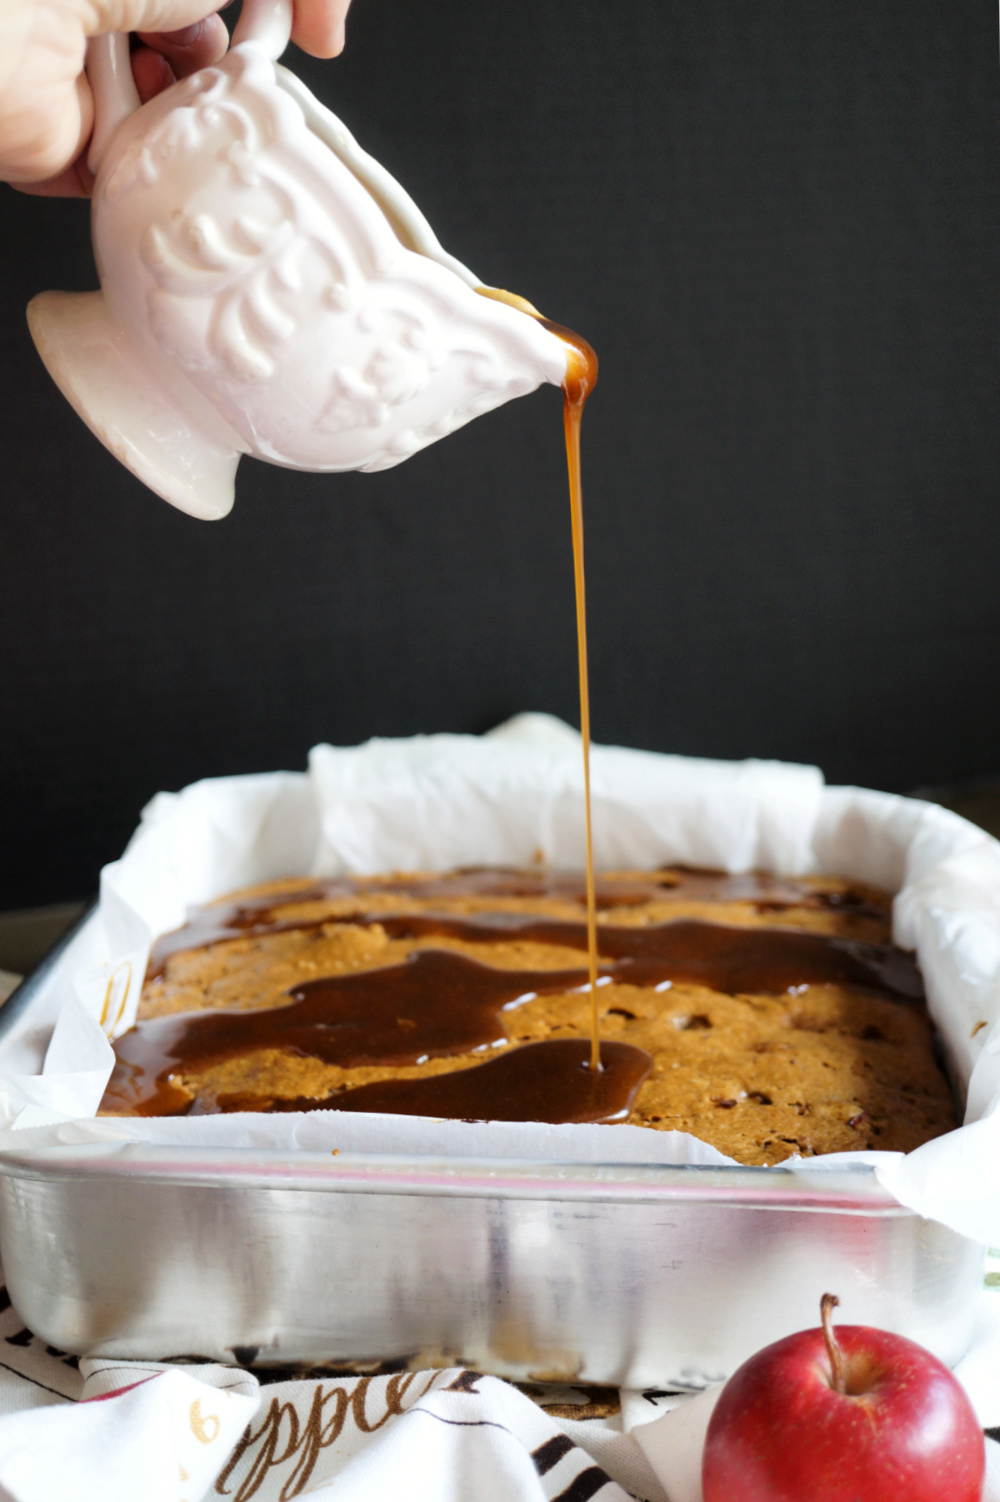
[2,713,999,1244]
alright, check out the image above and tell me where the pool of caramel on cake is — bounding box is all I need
[100,868,956,1165]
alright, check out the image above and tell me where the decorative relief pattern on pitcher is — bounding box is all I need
[318,314,438,435]
[112,62,341,386]
[30,23,569,511]
[109,51,448,432]
[104,69,235,201]
[143,203,351,384]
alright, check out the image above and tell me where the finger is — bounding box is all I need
[9,6,224,197]
[90,0,229,39]
[7,72,94,195]
[134,14,230,78]
[130,44,177,102]
[13,160,93,197]
[291,0,353,58]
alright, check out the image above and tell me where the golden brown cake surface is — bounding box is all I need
[101,867,957,1165]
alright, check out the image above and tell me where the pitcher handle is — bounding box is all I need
[85,0,291,177]
[232,0,293,58]
[86,32,141,176]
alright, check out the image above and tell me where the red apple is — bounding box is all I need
[702,1293,985,1502]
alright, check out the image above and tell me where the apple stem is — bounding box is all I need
[821,1292,846,1395]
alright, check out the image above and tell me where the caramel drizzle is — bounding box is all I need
[105,910,921,1120]
[147,867,888,980]
[255,1039,653,1124]
[104,950,597,1116]
[364,911,923,1000]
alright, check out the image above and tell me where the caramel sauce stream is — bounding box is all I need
[475,289,601,1070]
[549,322,601,1072]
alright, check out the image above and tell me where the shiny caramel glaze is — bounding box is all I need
[147,866,889,979]
[224,1039,653,1123]
[105,950,598,1116]
[98,865,959,1160]
[353,912,923,1000]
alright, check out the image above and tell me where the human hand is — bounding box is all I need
[1,0,353,196]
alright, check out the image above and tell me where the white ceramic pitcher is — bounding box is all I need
[27,0,570,519]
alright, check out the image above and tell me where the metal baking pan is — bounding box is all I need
[0,918,985,1387]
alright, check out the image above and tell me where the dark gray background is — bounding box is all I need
[1,0,998,909]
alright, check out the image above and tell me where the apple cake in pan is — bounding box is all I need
[100,865,956,1165]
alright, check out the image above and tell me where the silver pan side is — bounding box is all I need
[0,1146,983,1386]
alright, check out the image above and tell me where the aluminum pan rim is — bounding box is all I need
[0,1144,912,1212]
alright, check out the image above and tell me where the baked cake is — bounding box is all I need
[99,866,958,1165]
